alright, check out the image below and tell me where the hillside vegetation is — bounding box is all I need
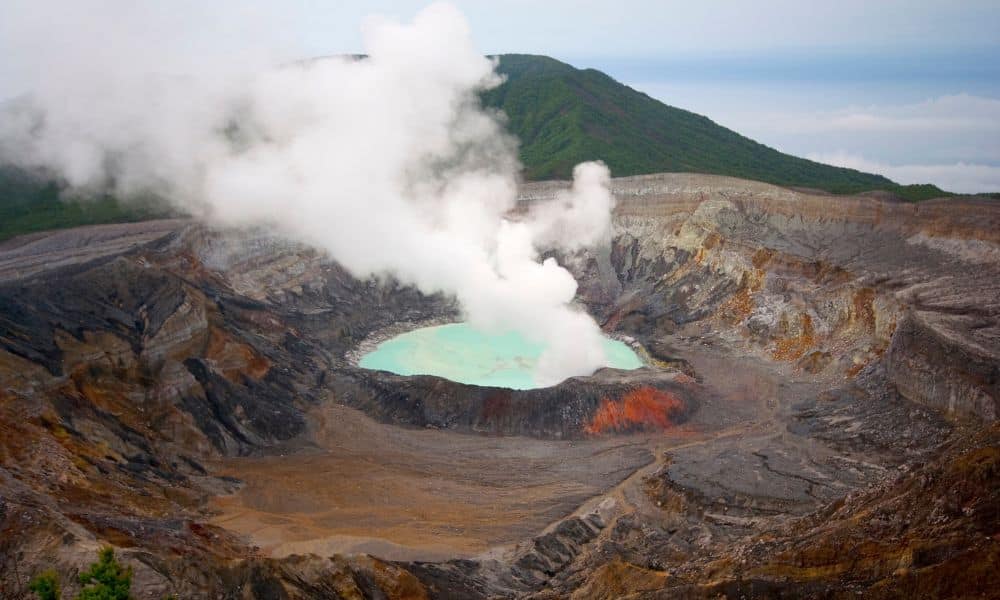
[0,166,170,242]
[483,54,946,201]
[0,54,954,241]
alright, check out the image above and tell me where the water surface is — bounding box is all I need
[359,322,642,389]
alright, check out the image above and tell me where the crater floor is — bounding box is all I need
[208,403,652,561]
[207,336,836,564]
[0,173,996,599]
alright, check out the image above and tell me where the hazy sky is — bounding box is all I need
[2,0,999,191]
[260,1,1000,59]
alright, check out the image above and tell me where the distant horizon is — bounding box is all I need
[2,0,998,192]
[3,47,998,193]
[571,49,1000,194]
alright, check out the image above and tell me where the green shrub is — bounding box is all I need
[26,547,133,600]
[29,569,61,600]
[76,547,132,600]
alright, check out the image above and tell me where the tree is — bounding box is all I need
[28,570,61,600]
[76,547,131,600]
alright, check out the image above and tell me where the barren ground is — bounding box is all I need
[1,173,996,598]
[208,403,652,561]
[206,334,836,564]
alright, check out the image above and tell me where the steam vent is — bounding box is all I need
[3,172,997,597]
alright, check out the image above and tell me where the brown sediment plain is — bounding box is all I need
[207,403,652,561]
[205,340,809,563]
[2,173,997,597]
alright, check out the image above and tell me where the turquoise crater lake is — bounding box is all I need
[358,322,643,390]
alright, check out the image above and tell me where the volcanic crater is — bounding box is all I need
[1,173,998,598]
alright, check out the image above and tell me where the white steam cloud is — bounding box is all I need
[0,2,617,386]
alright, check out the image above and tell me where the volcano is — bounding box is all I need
[1,173,997,598]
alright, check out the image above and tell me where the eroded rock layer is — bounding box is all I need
[0,173,997,599]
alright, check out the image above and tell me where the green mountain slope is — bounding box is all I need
[0,166,170,242]
[0,54,954,242]
[483,54,943,199]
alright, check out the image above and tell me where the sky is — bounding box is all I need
[2,0,999,192]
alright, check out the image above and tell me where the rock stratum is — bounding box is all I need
[0,174,997,599]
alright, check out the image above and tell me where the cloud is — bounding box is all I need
[808,152,1000,194]
[630,75,1000,171]
[0,1,618,386]
[750,93,1000,169]
[768,94,1000,135]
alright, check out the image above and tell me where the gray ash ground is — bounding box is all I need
[0,173,997,599]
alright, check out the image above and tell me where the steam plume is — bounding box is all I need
[0,2,616,386]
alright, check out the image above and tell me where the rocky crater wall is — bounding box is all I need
[522,173,1000,422]
[0,174,997,598]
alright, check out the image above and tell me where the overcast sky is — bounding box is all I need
[251,1,1000,59]
[3,0,999,191]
